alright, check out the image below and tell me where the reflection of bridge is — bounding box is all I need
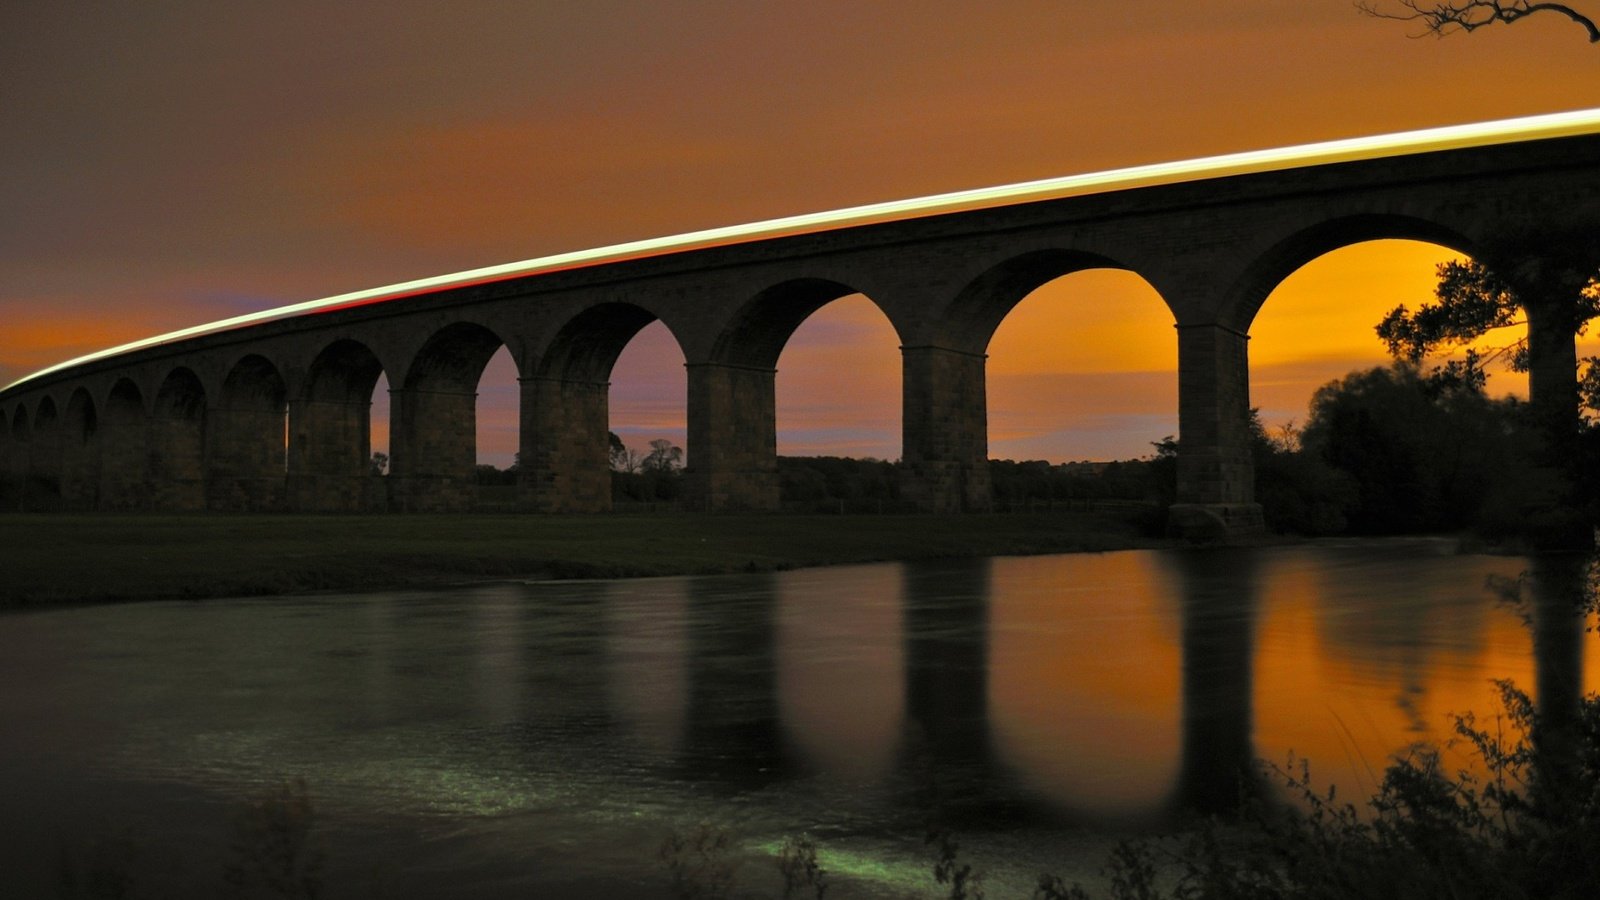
[3,111,1599,533]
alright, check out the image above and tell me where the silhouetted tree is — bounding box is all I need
[368,452,388,476]
[1377,259,1600,536]
[1300,363,1532,534]
[1357,1,1600,43]
[642,438,683,472]
[609,431,640,473]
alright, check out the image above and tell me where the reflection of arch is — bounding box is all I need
[392,323,509,512]
[527,305,685,513]
[1231,215,1478,331]
[211,355,287,510]
[291,340,385,512]
[101,378,148,509]
[61,387,99,509]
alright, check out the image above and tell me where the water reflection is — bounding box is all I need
[680,573,790,786]
[0,544,1594,898]
[1169,549,1259,814]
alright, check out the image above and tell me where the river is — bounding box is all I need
[0,540,1591,898]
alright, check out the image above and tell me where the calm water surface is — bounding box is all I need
[1,540,1592,897]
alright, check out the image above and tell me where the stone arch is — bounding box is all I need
[709,278,895,369]
[210,354,287,510]
[61,387,99,509]
[290,339,386,511]
[392,322,511,511]
[685,279,895,511]
[525,303,687,512]
[901,249,1170,513]
[1228,214,1479,332]
[101,378,148,509]
[939,249,1156,354]
[149,367,207,510]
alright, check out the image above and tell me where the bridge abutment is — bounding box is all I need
[900,345,990,513]
[684,362,779,511]
[1172,323,1263,539]
[522,376,612,513]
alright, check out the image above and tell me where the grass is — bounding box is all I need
[0,510,1167,608]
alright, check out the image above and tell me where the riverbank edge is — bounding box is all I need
[0,510,1188,609]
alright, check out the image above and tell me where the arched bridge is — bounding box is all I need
[4,110,1600,534]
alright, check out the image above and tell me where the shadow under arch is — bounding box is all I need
[101,378,148,510]
[291,339,386,512]
[1228,214,1480,333]
[150,367,207,511]
[211,355,287,511]
[60,387,99,510]
[691,278,896,511]
[526,302,688,512]
[391,321,510,512]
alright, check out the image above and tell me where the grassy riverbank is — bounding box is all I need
[0,511,1168,608]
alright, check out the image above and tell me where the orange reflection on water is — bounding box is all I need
[988,553,1183,820]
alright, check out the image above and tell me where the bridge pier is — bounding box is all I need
[521,376,611,513]
[900,345,990,513]
[99,383,150,510]
[684,362,779,511]
[288,397,380,512]
[1171,323,1264,539]
[207,402,287,511]
[390,386,479,512]
[59,393,99,510]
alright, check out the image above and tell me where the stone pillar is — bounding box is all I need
[899,345,990,513]
[148,407,206,511]
[389,386,478,512]
[4,419,26,512]
[287,397,376,512]
[206,404,287,511]
[26,409,61,510]
[1519,290,1588,548]
[683,362,779,511]
[521,376,611,513]
[59,399,100,511]
[1171,323,1263,538]
[99,403,149,511]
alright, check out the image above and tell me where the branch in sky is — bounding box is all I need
[1355,1,1600,43]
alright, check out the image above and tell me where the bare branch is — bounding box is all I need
[1356,1,1600,43]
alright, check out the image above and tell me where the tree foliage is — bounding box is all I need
[1376,259,1600,419]
[1356,1,1600,43]
[1299,363,1534,534]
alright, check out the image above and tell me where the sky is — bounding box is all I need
[4,2,1599,467]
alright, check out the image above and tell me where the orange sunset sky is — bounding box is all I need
[3,2,1599,466]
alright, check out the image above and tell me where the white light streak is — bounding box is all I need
[7,107,1600,394]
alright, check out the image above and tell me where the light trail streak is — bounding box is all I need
[6,106,1600,394]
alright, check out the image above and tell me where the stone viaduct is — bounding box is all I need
[3,113,1599,535]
